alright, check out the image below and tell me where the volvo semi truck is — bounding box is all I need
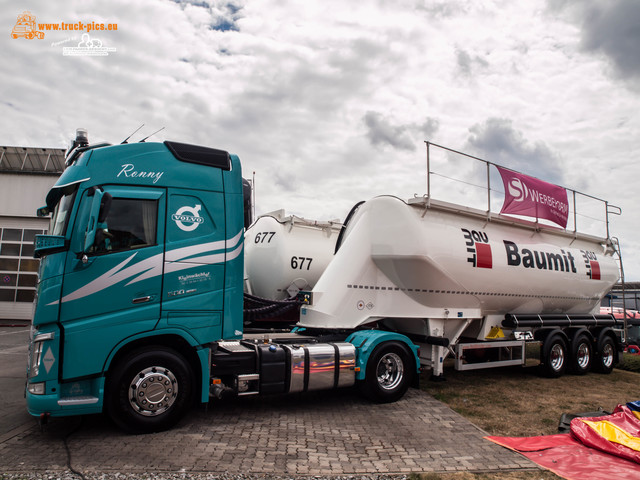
[26,131,623,433]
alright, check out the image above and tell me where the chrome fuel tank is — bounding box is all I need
[285,342,356,393]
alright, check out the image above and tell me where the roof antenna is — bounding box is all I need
[121,124,144,144]
[139,127,165,142]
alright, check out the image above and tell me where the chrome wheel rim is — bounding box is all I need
[550,344,565,372]
[129,366,178,416]
[602,343,614,369]
[577,343,590,369]
[376,352,404,390]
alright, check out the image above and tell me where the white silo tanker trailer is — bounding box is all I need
[243,210,342,325]
[241,144,623,394]
[297,194,623,379]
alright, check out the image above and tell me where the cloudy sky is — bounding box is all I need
[3,0,640,280]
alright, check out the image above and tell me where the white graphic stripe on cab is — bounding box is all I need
[164,230,242,262]
[163,239,243,274]
[50,230,243,304]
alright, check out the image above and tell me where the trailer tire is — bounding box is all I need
[569,332,592,375]
[106,347,194,434]
[594,334,616,374]
[541,334,567,378]
[360,342,413,403]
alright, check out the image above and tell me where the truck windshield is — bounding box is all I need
[51,190,77,236]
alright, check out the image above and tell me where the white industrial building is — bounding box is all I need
[0,145,64,322]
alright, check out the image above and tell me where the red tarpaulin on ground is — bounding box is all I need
[486,403,640,480]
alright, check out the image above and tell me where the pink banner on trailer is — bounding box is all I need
[497,166,569,228]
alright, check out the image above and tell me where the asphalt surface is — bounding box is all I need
[0,326,538,478]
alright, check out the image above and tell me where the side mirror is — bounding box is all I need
[36,206,50,217]
[83,189,112,252]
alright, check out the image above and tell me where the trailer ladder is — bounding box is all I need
[610,236,628,342]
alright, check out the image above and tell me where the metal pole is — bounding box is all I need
[486,161,491,214]
[426,141,431,200]
[252,171,256,222]
[572,191,577,234]
[605,201,610,239]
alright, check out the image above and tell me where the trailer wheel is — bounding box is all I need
[106,347,194,434]
[594,334,616,374]
[541,334,567,378]
[569,333,592,375]
[360,342,413,403]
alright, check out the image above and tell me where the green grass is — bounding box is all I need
[618,352,640,372]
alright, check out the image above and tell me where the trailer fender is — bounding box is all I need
[591,327,620,347]
[534,327,568,344]
[565,327,593,342]
[346,330,419,381]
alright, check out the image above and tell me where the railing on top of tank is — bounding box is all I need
[424,141,622,240]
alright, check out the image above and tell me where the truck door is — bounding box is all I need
[59,186,166,380]
[161,188,229,343]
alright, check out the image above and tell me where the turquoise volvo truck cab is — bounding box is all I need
[26,130,420,433]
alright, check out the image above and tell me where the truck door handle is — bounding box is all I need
[132,296,152,304]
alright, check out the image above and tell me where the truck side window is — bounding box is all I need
[92,198,158,254]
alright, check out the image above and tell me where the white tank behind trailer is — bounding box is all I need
[298,195,622,378]
[244,210,342,300]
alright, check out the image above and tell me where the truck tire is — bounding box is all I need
[106,347,194,434]
[541,334,567,378]
[569,332,592,375]
[359,342,413,403]
[593,334,616,374]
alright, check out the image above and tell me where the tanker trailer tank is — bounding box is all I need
[244,210,342,301]
[298,195,621,378]
[299,195,619,329]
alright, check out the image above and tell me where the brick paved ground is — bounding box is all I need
[1,386,536,476]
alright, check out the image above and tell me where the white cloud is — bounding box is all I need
[2,0,640,279]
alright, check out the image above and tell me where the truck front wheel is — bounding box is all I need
[360,342,413,403]
[106,347,194,434]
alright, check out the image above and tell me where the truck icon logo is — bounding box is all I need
[11,11,44,40]
[172,205,205,232]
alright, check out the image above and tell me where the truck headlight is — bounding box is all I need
[30,341,44,378]
[29,331,54,379]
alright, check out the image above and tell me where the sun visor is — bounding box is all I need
[46,165,90,208]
